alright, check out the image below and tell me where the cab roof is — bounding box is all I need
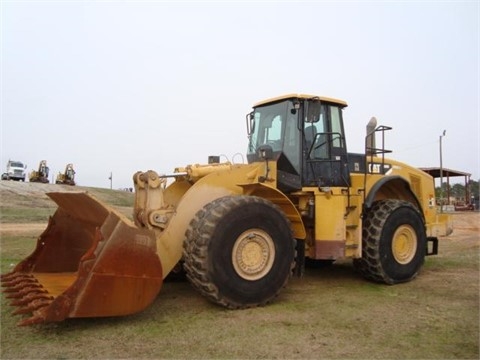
[253,93,348,108]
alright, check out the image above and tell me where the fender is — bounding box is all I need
[364,175,422,211]
[239,182,307,240]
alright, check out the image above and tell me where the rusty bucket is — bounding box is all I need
[1,192,163,325]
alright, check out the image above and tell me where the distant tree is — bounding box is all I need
[435,178,479,203]
[451,183,465,199]
[435,182,451,199]
[469,179,479,200]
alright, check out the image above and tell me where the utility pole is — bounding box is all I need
[108,172,112,189]
[439,130,446,212]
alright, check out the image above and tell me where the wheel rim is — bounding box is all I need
[392,225,417,264]
[232,228,275,281]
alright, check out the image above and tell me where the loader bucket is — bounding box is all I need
[1,192,163,326]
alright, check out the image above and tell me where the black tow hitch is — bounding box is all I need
[426,237,439,256]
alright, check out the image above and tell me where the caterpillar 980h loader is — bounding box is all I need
[1,94,452,326]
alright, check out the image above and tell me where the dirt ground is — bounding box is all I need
[1,212,478,359]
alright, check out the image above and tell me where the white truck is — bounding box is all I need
[1,160,27,181]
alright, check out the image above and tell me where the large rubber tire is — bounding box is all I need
[353,199,427,284]
[183,195,296,309]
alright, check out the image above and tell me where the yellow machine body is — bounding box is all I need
[29,160,49,184]
[2,94,451,325]
[55,163,76,186]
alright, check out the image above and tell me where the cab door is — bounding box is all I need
[302,102,350,187]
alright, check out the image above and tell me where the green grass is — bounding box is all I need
[0,207,56,223]
[85,187,134,207]
[1,260,478,359]
[1,235,36,273]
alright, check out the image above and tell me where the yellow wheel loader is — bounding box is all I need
[55,163,76,186]
[1,94,452,325]
[28,160,50,183]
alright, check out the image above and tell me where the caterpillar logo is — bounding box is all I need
[368,162,392,174]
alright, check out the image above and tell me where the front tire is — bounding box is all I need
[354,199,427,284]
[183,195,295,309]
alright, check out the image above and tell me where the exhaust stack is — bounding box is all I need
[366,116,377,156]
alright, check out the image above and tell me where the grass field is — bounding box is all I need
[0,183,478,359]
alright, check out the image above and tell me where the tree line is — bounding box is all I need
[435,179,479,203]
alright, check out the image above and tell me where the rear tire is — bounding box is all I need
[353,199,427,284]
[183,195,295,308]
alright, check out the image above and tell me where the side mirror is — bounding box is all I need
[246,112,255,135]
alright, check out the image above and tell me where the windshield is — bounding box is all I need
[10,162,24,168]
[247,100,300,171]
[248,101,287,154]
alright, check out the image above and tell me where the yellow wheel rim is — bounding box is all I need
[392,225,417,264]
[232,229,275,281]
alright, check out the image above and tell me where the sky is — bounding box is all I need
[1,0,478,189]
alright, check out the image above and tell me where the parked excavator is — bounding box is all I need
[28,160,50,183]
[55,163,76,186]
[1,94,452,326]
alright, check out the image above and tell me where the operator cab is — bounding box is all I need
[246,94,350,192]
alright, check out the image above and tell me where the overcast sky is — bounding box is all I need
[1,0,478,189]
